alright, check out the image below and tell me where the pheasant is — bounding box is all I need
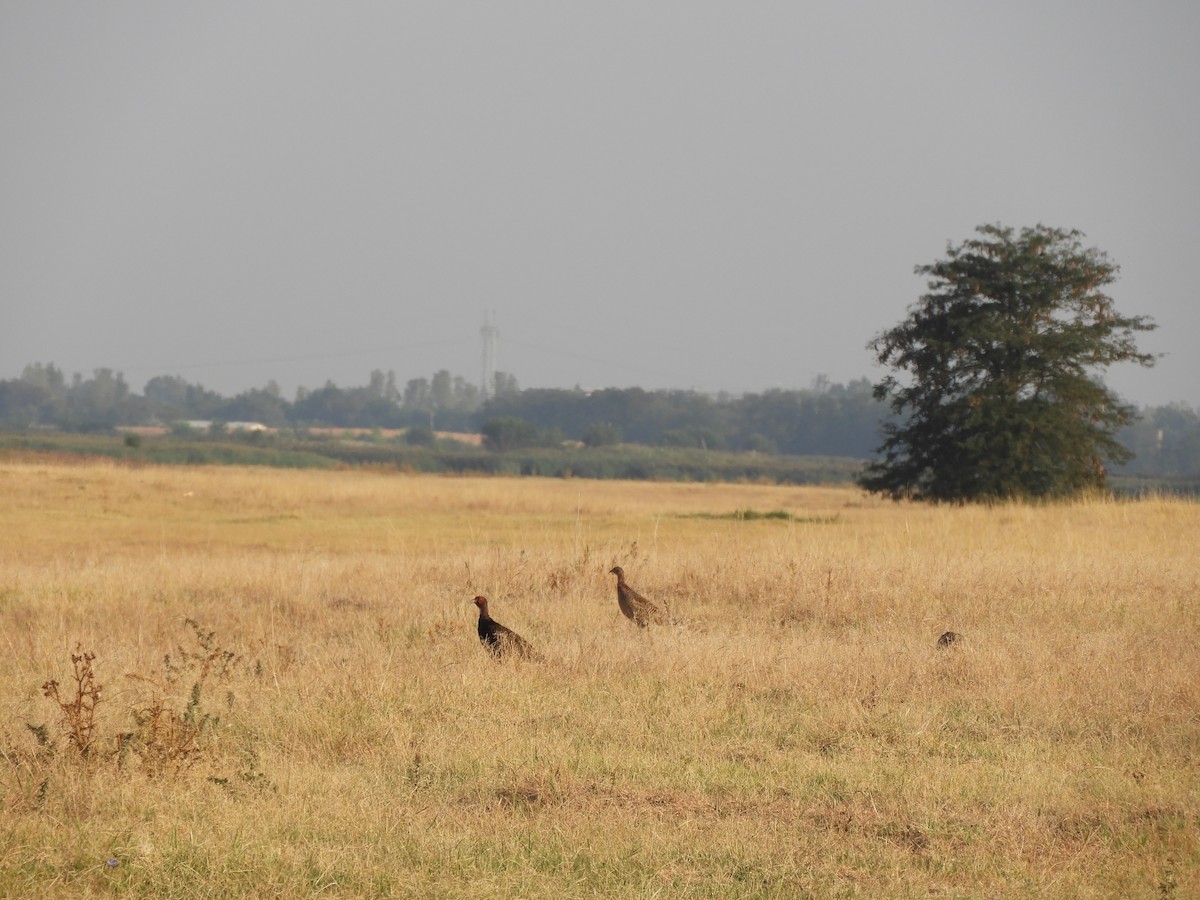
[937,630,961,648]
[608,566,669,627]
[473,596,539,659]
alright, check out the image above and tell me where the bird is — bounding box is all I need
[937,631,961,648]
[608,566,669,627]
[473,596,539,660]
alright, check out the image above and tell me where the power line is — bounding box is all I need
[504,337,705,388]
[96,337,474,378]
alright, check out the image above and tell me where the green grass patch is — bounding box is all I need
[0,430,866,485]
[681,509,841,523]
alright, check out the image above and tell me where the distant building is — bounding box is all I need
[178,420,270,433]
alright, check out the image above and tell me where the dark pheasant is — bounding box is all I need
[608,566,668,627]
[473,596,538,659]
[937,630,961,648]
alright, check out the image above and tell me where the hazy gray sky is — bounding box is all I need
[2,2,1197,405]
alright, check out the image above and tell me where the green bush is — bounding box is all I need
[582,422,622,448]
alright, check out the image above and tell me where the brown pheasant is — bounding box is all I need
[473,596,539,659]
[608,566,668,627]
[937,630,961,648]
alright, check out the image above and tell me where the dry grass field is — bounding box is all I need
[1,456,1197,898]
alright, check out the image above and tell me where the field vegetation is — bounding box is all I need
[0,429,867,485]
[1,455,1197,897]
[3,430,1195,497]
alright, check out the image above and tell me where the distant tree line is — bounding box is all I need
[480,379,886,457]
[5,363,494,433]
[1,361,1197,477]
[0,362,888,456]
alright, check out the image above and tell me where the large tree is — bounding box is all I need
[859,224,1156,501]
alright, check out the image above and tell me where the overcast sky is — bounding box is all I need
[2,2,1197,405]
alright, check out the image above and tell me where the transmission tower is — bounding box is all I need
[480,311,499,399]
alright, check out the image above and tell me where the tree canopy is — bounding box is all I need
[859,224,1157,501]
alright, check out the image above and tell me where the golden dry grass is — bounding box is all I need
[1,457,1198,898]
